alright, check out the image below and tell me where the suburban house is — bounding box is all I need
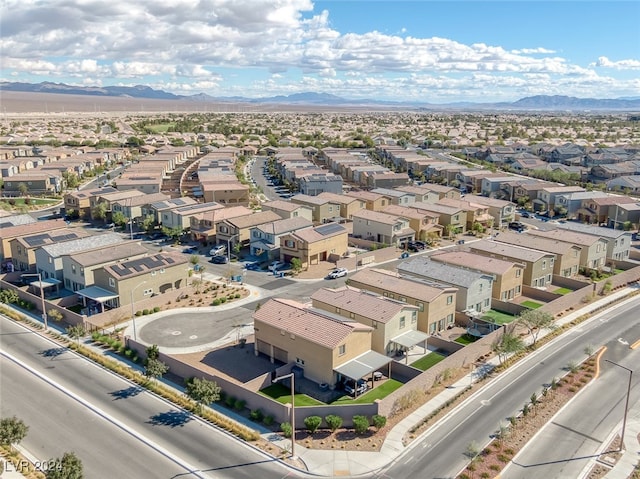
[216,210,283,249]
[415,202,468,235]
[370,188,416,206]
[311,286,426,357]
[298,172,343,196]
[526,229,608,270]
[61,242,148,292]
[3,172,62,195]
[64,186,119,219]
[397,257,494,314]
[149,197,198,225]
[249,217,313,261]
[395,185,441,204]
[468,240,557,288]
[470,196,516,228]
[383,204,443,240]
[317,192,365,220]
[606,175,640,193]
[436,198,494,231]
[608,202,640,230]
[418,183,461,200]
[554,191,609,219]
[160,201,226,231]
[554,222,632,262]
[1,219,68,266]
[351,209,415,247]
[345,190,390,211]
[34,232,124,283]
[493,231,582,278]
[88,189,147,222]
[92,252,189,311]
[111,192,170,224]
[291,194,342,224]
[349,268,458,335]
[279,223,349,268]
[189,205,253,244]
[430,251,525,302]
[10,228,91,273]
[533,186,585,213]
[253,298,388,388]
[261,200,313,222]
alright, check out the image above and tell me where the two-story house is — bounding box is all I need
[527,228,608,270]
[351,209,415,246]
[279,223,349,268]
[216,210,283,249]
[554,222,632,262]
[249,217,313,261]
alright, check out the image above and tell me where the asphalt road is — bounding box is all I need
[382,294,640,479]
[0,317,299,479]
[501,331,640,479]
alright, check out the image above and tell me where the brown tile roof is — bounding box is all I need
[469,240,555,262]
[493,231,581,255]
[352,209,403,225]
[349,268,454,301]
[70,242,149,267]
[317,192,360,205]
[224,210,282,229]
[0,219,68,240]
[253,298,372,349]
[384,204,438,220]
[345,190,385,201]
[527,228,604,247]
[199,205,252,222]
[262,200,305,212]
[311,286,418,324]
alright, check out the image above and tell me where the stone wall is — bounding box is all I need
[552,275,591,290]
[490,299,528,316]
[522,286,561,303]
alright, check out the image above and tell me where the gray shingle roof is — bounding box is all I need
[397,257,492,288]
[40,232,123,257]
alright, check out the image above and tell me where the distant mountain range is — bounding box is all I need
[2,81,640,111]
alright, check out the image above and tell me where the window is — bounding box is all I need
[479,283,483,291]
[399,317,406,328]
[284,239,295,248]
[542,260,546,270]
[484,298,490,307]
[151,271,157,276]
[336,307,341,314]
[296,357,305,366]
[160,268,165,274]
[516,285,521,293]
[71,265,76,274]
[411,311,417,323]
[372,321,378,329]
[429,322,437,334]
[350,312,355,319]
[108,277,115,287]
[447,313,454,324]
[547,274,552,282]
[417,302,424,312]
[80,268,84,277]
[447,295,453,305]
[338,344,346,356]
[399,296,406,302]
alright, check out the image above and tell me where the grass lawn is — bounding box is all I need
[259,384,324,406]
[330,379,404,405]
[454,334,478,345]
[482,309,516,325]
[554,287,572,295]
[521,300,542,309]
[411,352,446,371]
[0,198,59,207]
[147,123,175,133]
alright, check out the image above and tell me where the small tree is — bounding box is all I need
[352,415,370,435]
[185,377,221,414]
[372,414,387,431]
[290,257,303,275]
[280,422,293,438]
[45,452,83,479]
[145,344,160,362]
[18,182,29,196]
[491,332,524,364]
[0,416,29,452]
[111,211,128,227]
[48,309,64,322]
[144,358,168,382]
[530,393,539,416]
[91,201,108,221]
[303,416,322,434]
[141,214,156,233]
[518,309,555,347]
[325,415,343,433]
[66,324,86,345]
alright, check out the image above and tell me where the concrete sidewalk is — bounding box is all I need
[600,399,640,479]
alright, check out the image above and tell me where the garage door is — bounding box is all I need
[273,346,288,363]
[256,339,271,356]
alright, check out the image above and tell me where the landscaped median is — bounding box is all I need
[456,348,602,479]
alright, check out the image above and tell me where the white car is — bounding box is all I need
[268,261,286,272]
[327,268,348,279]
[209,245,226,256]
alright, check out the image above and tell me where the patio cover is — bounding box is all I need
[391,329,429,349]
[28,278,61,289]
[334,350,392,381]
[75,286,119,303]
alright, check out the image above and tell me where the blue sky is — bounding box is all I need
[1,0,638,102]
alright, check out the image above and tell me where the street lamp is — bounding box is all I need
[130,281,148,341]
[604,359,633,452]
[22,273,47,330]
[273,372,296,459]
[227,233,240,262]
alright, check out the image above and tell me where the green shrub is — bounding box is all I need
[249,409,264,422]
[263,415,274,426]
[142,308,150,315]
[212,299,221,306]
[153,306,161,313]
[135,310,142,316]
[125,349,133,358]
[91,331,101,341]
[235,293,241,298]
[225,396,235,408]
[304,416,322,434]
[352,415,369,435]
[372,414,387,431]
[233,399,246,411]
[325,415,343,432]
[280,422,292,438]
[220,297,227,303]
[112,341,122,351]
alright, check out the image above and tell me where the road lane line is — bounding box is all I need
[0,350,209,479]
[630,338,640,350]
[594,346,607,379]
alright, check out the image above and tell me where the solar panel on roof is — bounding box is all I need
[23,234,50,247]
[315,223,344,236]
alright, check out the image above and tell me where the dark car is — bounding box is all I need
[209,255,229,264]
[508,221,527,232]
[520,211,531,218]
[182,247,198,254]
[408,241,426,251]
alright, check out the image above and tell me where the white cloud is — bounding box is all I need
[592,56,640,70]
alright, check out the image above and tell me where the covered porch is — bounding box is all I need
[334,350,394,398]
[76,286,119,316]
[390,329,430,364]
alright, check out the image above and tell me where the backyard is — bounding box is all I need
[411,351,446,371]
[482,309,517,325]
[260,384,324,406]
[521,300,542,309]
[454,334,478,345]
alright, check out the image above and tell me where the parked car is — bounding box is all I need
[209,244,226,256]
[268,260,286,272]
[344,379,368,396]
[327,267,348,279]
[520,211,531,218]
[243,261,260,270]
[407,241,426,252]
[209,255,229,264]
[508,221,527,232]
[182,246,198,254]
